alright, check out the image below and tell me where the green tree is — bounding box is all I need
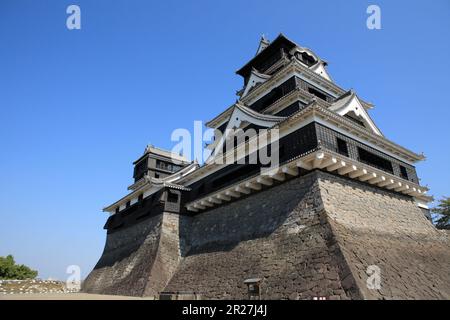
[0,255,38,280]
[432,197,450,230]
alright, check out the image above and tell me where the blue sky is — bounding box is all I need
[0,0,449,280]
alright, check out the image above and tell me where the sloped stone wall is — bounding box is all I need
[164,170,450,299]
[317,172,450,299]
[164,172,355,299]
[142,212,190,296]
[83,214,163,296]
[84,170,450,299]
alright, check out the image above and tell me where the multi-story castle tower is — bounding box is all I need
[83,35,450,299]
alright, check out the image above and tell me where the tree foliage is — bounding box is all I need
[0,255,38,280]
[432,197,450,230]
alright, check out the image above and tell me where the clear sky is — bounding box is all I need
[1,0,449,280]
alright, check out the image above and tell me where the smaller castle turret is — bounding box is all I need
[132,144,190,182]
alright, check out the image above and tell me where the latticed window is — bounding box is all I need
[357,147,394,174]
[400,165,409,180]
[337,138,349,157]
[308,87,327,101]
[249,77,297,112]
[133,157,148,181]
[167,190,179,203]
[156,160,179,172]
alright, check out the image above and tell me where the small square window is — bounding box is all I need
[400,165,408,180]
[336,138,349,157]
[167,190,179,203]
[308,87,327,101]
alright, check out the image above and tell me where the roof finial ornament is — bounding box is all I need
[145,143,154,154]
[256,34,270,55]
[261,33,268,42]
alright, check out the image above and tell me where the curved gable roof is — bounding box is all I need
[206,102,285,162]
[329,91,383,136]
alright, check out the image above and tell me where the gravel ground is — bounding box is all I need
[0,293,155,300]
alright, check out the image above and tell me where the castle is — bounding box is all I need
[83,34,450,299]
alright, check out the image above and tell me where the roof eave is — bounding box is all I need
[235,33,297,77]
[284,103,425,163]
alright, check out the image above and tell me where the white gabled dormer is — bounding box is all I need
[241,68,271,98]
[329,91,383,136]
[290,46,333,82]
[206,102,285,163]
[255,35,270,55]
[310,61,332,81]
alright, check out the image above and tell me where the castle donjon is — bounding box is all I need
[83,35,450,299]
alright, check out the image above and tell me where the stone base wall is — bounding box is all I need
[164,172,354,299]
[84,170,450,299]
[142,212,188,296]
[82,214,163,296]
[318,173,450,299]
